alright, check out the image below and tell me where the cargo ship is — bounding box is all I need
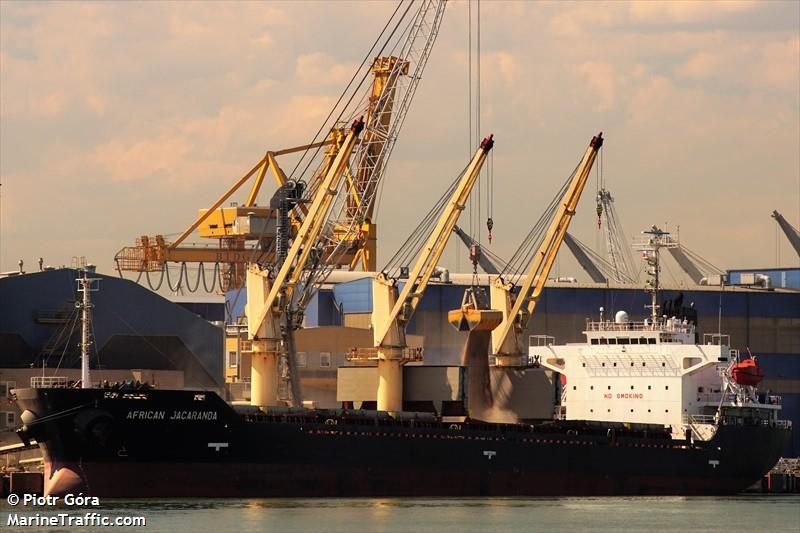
[10,241,791,497]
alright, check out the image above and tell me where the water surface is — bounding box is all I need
[3,495,799,532]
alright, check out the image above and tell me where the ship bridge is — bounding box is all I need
[584,318,695,346]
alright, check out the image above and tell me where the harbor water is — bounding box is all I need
[3,495,799,532]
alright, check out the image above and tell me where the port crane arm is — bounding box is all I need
[374,135,494,347]
[772,210,800,258]
[249,118,365,335]
[492,133,603,357]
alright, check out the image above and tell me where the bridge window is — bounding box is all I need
[630,338,639,345]
[591,339,599,345]
[618,338,629,345]
[648,338,656,345]
[599,338,608,345]
[608,338,617,345]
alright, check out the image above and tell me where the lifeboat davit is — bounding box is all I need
[731,358,764,386]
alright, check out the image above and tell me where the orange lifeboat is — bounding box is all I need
[731,358,764,387]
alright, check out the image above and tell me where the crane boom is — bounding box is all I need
[249,118,364,338]
[772,210,800,258]
[492,133,603,362]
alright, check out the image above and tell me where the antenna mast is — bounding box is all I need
[635,227,677,324]
[76,268,100,389]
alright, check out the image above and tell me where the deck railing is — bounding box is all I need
[30,376,68,388]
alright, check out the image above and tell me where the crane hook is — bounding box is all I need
[486,217,493,243]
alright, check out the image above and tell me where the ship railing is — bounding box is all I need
[529,335,555,348]
[347,347,423,363]
[30,376,68,388]
[585,320,694,334]
[682,413,716,425]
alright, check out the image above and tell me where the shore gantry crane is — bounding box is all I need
[114,0,447,292]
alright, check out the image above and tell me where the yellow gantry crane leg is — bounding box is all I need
[492,133,603,366]
[371,135,495,412]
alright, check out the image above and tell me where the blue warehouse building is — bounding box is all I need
[0,268,225,390]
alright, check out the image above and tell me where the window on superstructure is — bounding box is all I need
[648,338,656,345]
[319,352,331,368]
[609,338,617,345]
[228,351,238,368]
[599,338,608,345]
[619,338,629,345]
[630,338,638,345]
[296,352,307,368]
[640,337,648,344]
[591,339,599,345]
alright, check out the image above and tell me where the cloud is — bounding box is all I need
[630,1,758,23]
[0,1,797,275]
[295,53,358,87]
[576,62,616,112]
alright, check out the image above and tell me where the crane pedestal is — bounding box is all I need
[377,350,403,413]
[251,351,279,408]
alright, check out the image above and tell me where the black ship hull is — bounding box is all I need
[14,387,790,498]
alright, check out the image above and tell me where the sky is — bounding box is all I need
[1,0,799,282]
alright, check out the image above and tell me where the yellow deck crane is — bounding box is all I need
[114,0,447,292]
[489,133,604,367]
[245,118,365,408]
[352,134,496,413]
[446,133,603,421]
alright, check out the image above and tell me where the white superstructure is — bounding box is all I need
[528,227,784,440]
